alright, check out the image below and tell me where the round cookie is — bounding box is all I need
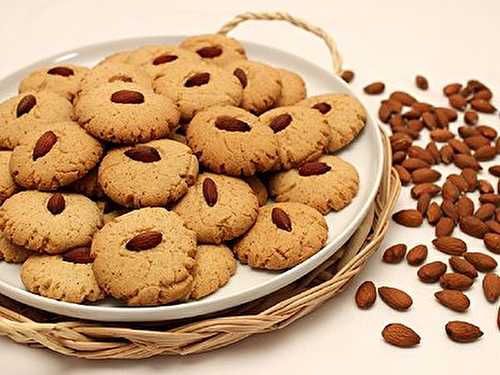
[268,155,359,214]
[275,68,306,107]
[243,176,268,206]
[233,202,328,270]
[69,167,105,199]
[190,244,237,300]
[259,106,331,170]
[0,151,18,204]
[19,64,89,101]
[0,191,102,254]
[179,34,247,67]
[297,94,367,153]
[79,62,152,94]
[225,60,282,114]
[21,252,104,303]
[98,139,199,208]
[186,106,278,176]
[10,121,104,191]
[0,91,73,149]
[153,62,242,121]
[91,208,197,306]
[74,81,180,144]
[174,172,259,244]
[0,231,32,264]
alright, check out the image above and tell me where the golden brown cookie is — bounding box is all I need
[0,151,19,204]
[275,68,306,107]
[179,34,247,67]
[0,231,32,264]
[243,176,268,206]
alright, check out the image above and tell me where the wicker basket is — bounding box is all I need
[0,12,400,359]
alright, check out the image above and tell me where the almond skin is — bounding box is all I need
[382,323,420,348]
[32,130,57,161]
[482,273,500,302]
[196,46,223,58]
[435,290,470,312]
[202,177,218,207]
[392,209,423,227]
[463,252,497,272]
[269,113,292,133]
[355,281,376,309]
[445,321,483,343]
[418,261,447,283]
[433,237,467,255]
[406,244,428,266]
[271,207,292,232]
[378,287,413,311]
[46,193,65,215]
[16,94,37,117]
[449,256,478,279]
[110,90,145,104]
[440,273,474,291]
[233,68,247,88]
[298,162,331,176]
[185,72,211,87]
[124,146,161,162]
[382,244,407,264]
[126,231,163,251]
[215,116,251,132]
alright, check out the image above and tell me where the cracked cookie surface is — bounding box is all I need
[179,34,247,67]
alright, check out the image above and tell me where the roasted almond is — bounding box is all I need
[394,165,411,185]
[459,215,489,239]
[464,135,490,150]
[453,154,482,170]
[482,273,500,302]
[449,139,471,155]
[126,231,163,251]
[439,144,454,164]
[411,168,441,183]
[412,102,433,113]
[341,70,354,83]
[479,193,500,206]
[470,98,496,113]
[489,165,500,177]
[401,158,430,171]
[271,207,292,232]
[430,129,454,142]
[32,131,57,161]
[202,177,218,207]
[382,323,420,348]
[449,94,467,111]
[47,66,74,76]
[382,244,407,264]
[442,180,460,202]
[233,68,248,88]
[418,261,447,283]
[390,91,417,106]
[390,135,412,151]
[185,72,210,87]
[486,220,500,235]
[464,252,497,272]
[445,321,483,343]
[312,102,332,115]
[464,110,478,125]
[364,82,385,95]
[484,233,500,254]
[440,273,474,291]
[378,286,413,311]
[415,75,428,90]
[298,162,331,176]
[474,145,496,161]
[435,290,470,312]
[392,150,407,164]
[426,202,442,225]
[407,145,435,164]
[215,116,251,132]
[456,196,474,218]
[269,113,292,133]
[443,83,462,97]
[355,281,376,309]
[411,183,441,199]
[441,199,459,222]
[461,168,478,191]
[422,112,437,129]
[450,175,471,192]
[110,90,145,104]
[124,146,161,162]
[152,54,178,65]
[477,125,497,139]
[16,94,37,117]
[196,46,223,58]
[392,209,423,227]
[474,203,495,221]
[433,236,467,255]
[416,193,431,214]
[436,217,455,237]
[436,107,458,122]
[449,256,478,279]
[458,126,480,138]
[406,244,428,266]
[47,193,65,215]
[62,247,93,264]
[425,142,441,163]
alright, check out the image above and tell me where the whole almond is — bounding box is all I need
[479,193,500,206]
[436,217,455,237]
[441,200,459,222]
[470,99,496,113]
[126,231,163,251]
[312,102,332,114]
[47,66,74,76]
[124,146,161,162]
[473,89,492,101]
[411,183,441,199]
[411,168,441,184]
[456,196,474,218]
[412,102,433,113]
[443,83,462,97]
[378,287,413,311]
[110,90,144,104]
[16,94,37,117]
[269,113,292,133]
[453,154,482,170]
[215,116,251,132]
[445,321,483,343]
[33,130,57,160]
[459,126,480,138]
[196,46,223,58]
[464,135,490,150]
[440,273,474,291]
[430,129,454,142]
[459,216,489,239]
[464,252,497,272]
[62,247,93,264]
[449,139,471,155]
[355,281,376,309]
[435,290,470,312]
[389,113,405,128]
[434,108,450,127]
[418,261,447,283]
[394,165,411,185]
[390,91,416,106]
[390,134,412,151]
[449,94,467,111]
[271,207,292,232]
[185,72,210,87]
[392,150,406,164]
[422,112,437,129]
[416,193,431,214]
[402,158,430,171]
[415,75,428,90]
[406,244,428,266]
[233,68,247,88]
[402,110,421,120]
[427,202,443,225]
[475,203,495,221]
[474,145,496,161]
[433,236,467,255]
[202,177,218,207]
[477,125,497,139]
[382,323,420,348]
[47,193,65,215]
[341,70,354,83]
[447,174,468,192]
[407,145,435,164]
[486,220,500,235]
[378,103,392,123]
[489,165,500,177]
[483,273,500,302]
[484,233,500,254]
[461,168,478,191]
[298,162,331,176]
[442,180,460,202]
[364,82,385,95]
[392,209,423,227]
[449,256,478,279]
[464,110,478,125]
[440,144,454,164]
[437,107,458,121]
[382,244,407,264]
[152,54,178,65]
[425,142,441,163]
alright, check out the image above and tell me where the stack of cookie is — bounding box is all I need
[0,34,365,306]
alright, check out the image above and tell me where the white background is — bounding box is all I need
[0,0,499,373]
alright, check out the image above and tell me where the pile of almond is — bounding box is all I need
[352,75,500,347]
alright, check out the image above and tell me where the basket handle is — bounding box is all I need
[217,11,343,75]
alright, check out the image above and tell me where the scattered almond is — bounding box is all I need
[378,287,413,311]
[392,209,423,227]
[382,323,420,348]
[406,244,428,266]
[440,273,474,291]
[445,321,483,343]
[355,281,376,309]
[418,261,447,283]
[463,252,497,272]
[435,290,470,312]
[449,256,478,279]
[382,244,407,264]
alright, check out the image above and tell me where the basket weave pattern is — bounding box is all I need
[0,12,400,359]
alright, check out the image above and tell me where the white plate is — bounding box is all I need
[0,36,383,322]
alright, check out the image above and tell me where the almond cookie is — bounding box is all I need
[233,202,328,270]
[153,62,242,121]
[0,191,102,254]
[0,231,32,264]
[10,121,104,191]
[190,244,237,300]
[0,91,73,149]
[268,155,359,214]
[186,106,278,176]
[98,139,198,208]
[75,81,179,144]
[91,208,197,306]
[79,62,152,94]
[179,34,247,67]
[0,151,18,204]
[275,68,306,107]
[298,94,367,152]
[243,176,268,206]
[19,64,89,101]
[259,106,331,170]
[174,172,258,244]
[21,250,104,303]
[225,60,282,114]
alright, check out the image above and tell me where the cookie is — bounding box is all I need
[10,121,104,191]
[98,139,198,208]
[243,176,268,206]
[21,251,104,303]
[259,106,331,170]
[0,151,18,204]
[69,167,105,199]
[19,64,89,101]
[0,191,102,254]
[190,244,236,300]
[153,62,242,121]
[97,50,133,66]
[186,106,278,176]
[79,62,152,94]
[0,91,73,149]
[233,202,328,270]
[225,60,282,114]
[268,155,359,214]
[0,231,32,263]
[297,94,367,152]
[75,81,180,144]
[91,208,197,306]
[179,34,246,67]
[275,68,306,107]
[174,172,258,244]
